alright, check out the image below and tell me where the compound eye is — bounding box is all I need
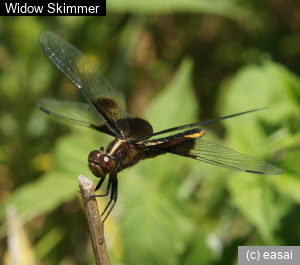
[99,154,115,174]
[88,150,104,178]
[88,150,101,163]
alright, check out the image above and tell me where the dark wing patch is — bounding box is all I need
[37,99,153,139]
[40,31,129,138]
[142,130,283,175]
[124,113,153,139]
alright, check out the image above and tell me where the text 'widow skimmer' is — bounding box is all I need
[37,31,283,223]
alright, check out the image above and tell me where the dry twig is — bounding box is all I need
[78,175,110,265]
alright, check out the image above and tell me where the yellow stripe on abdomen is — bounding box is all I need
[184,130,206,139]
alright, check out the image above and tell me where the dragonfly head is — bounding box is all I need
[88,149,115,178]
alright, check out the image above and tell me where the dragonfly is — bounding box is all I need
[37,31,283,223]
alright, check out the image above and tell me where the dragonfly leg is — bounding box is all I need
[95,177,105,192]
[93,177,112,197]
[101,176,115,216]
[102,177,118,224]
[100,154,121,223]
[94,155,122,223]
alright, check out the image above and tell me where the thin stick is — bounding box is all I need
[78,175,110,265]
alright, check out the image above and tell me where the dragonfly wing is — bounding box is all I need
[142,130,283,175]
[37,99,153,138]
[40,31,129,138]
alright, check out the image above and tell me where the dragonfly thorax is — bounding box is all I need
[88,150,115,178]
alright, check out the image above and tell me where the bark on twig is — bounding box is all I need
[78,175,110,265]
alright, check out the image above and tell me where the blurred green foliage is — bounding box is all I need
[0,1,300,264]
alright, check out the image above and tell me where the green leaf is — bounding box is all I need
[0,172,75,226]
[120,58,197,264]
[219,60,300,242]
[264,61,300,107]
[140,58,200,182]
[0,129,106,230]
[121,175,194,265]
[145,57,198,132]
[107,0,246,20]
[183,232,213,265]
[274,173,300,204]
[227,175,279,242]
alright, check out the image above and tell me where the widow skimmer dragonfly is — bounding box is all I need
[37,31,283,223]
